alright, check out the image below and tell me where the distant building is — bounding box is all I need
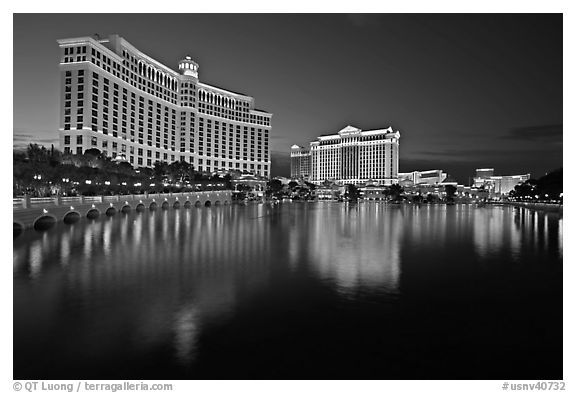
[231,174,267,193]
[474,168,495,180]
[398,169,447,186]
[473,168,530,196]
[290,145,311,180]
[358,181,388,201]
[315,183,346,201]
[57,34,271,177]
[292,125,400,185]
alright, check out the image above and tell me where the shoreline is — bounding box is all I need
[488,201,563,213]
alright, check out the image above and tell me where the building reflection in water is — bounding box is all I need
[472,206,522,259]
[302,203,403,296]
[13,206,272,368]
[29,238,43,279]
[13,203,563,378]
[173,303,200,364]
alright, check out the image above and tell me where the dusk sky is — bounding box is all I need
[13,14,562,183]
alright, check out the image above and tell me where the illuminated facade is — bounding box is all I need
[303,125,400,185]
[398,169,447,186]
[473,168,530,195]
[290,144,311,180]
[57,34,271,176]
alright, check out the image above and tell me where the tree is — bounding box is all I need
[237,183,253,193]
[84,148,101,158]
[304,181,317,190]
[509,169,562,201]
[167,160,194,183]
[266,179,283,197]
[153,161,169,181]
[288,180,299,190]
[344,184,360,201]
[388,183,404,201]
[83,148,103,168]
[445,184,457,203]
[426,193,439,203]
[412,194,424,203]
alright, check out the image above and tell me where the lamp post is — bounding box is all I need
[33,174,42,196]
[61,178,70,196]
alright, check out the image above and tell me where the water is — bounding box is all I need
[13,203,563,379]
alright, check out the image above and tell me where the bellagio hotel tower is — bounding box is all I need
[57,34,272,177]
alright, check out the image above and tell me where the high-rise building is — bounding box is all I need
[57,34,272,177]
[293,125,400,185]
[290,144,311,180]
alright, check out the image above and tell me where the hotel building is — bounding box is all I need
[473,168,530,195]
[292,125,400,185]
[290,144,311,180]
[57,34,272,177]
[398,169,448,186]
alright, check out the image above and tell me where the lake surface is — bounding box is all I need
[13,203,563,380]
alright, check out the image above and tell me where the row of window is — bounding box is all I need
[64,50,270,124]
[62,43,272,127]
[62,67,270,164]
[63,143,270,175]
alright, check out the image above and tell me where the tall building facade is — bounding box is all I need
[294,125,400,185]
[290,144,311,180]
[57,34,271,177]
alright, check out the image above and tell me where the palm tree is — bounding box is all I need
[388,183,404,202]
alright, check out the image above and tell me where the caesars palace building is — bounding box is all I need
[57,34,272,177]
[291,125,401,185]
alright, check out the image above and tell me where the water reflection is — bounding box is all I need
[472,207,522,259]
[13,204,563,379]
[14,206,273,372]
[304,203,402,296]
[173,303,199,364]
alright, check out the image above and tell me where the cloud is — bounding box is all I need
[501,124,563,141]
[412,144,562,161]
[13,131,58,148]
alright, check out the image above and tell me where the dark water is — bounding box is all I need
[13,203,563,380]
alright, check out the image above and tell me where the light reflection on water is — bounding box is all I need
[305,203,402,296]
[13,203,562,379]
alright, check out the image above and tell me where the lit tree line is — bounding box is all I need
[13,144,234,197]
